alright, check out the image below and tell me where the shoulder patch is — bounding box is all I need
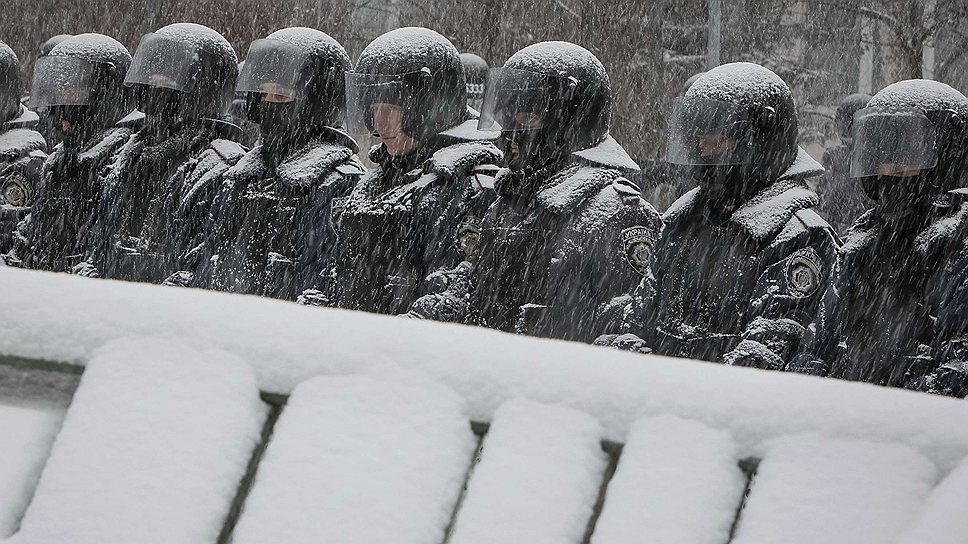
[786,247,823,298]
[1,170,33,207]
[621,226,654,276]
[209,139,246,165]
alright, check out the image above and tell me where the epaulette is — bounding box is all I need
[794,208,834,231]
[336,161,367,177]
[209,139,247,165]
[612,177,642,197]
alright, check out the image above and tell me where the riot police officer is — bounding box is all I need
[326,27,502,315]
[411,41,662,342]
[598,62,837,367]
[79,23,246,284]
[204,27,365,300]
[792,80,968,398]
[814,93,872,233]
[0,41,46,256]
[460,52,488,113]
[14,33,133,272]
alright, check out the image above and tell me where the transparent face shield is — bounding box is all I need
[236,39,310,102]
[29,56,97,109]
[665,96,755,166]
[477,67,553,132]
[850,108,940,178]
[344,70,430,136]
[124,33,199,92]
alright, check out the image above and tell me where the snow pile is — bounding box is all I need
[592,416,746,544]
[0,405,63,538]
[732,435,937,544]
[232,367,475,544]
[1,268,968,473]
[449,399,607,544]
[10,338,265,544]
[897,455,968,544]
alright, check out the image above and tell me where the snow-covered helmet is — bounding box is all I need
[30,33,133,143]
[481,41,611,170]
[347,27,467,142]
[851,80,968,199]
[835,93,871,141]
[238,27,351,137]
[38,34,72,57]
[460,52,488,111]
[666,62,799,198]
[125,23,238,124]
[0,41,22,124]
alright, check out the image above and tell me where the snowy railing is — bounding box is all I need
[1,267,968,543]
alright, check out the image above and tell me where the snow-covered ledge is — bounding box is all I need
[1,267,967,472]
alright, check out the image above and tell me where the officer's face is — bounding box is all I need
[148,73,179,90]
[876,163,922,177]
[698,132,737,157]
[259,82,296,104]
[372,102,421,157]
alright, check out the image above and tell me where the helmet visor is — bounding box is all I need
[850,108,940,178]
[666,96,754,166]
[478,67,553,132]
[345,70,428,135]
[29,56,96,108]
[124,33,198,92]
[237,39,309,101]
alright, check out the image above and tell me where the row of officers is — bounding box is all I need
[1,24,967,399]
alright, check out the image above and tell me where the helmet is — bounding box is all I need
[834,93,871,140]
[851,80,968,200]
[347,27,466,142]
[237,27,350,155]
[460,52,488,111]
[125,23,238,125]
[39,34,72,57]
[681,71,705,96]
[30,33,133,145]
[666,62,799,199]
[480,41,611,172]
[0,41,22,124]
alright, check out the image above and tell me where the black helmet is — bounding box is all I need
[0,41,22,124]
[835,93,871,140]
[125,23,238,125]
[39,34,72,57]
[666,62,799,195]
[481,41,611,171]
[30,33,133,145]
[238,27,351,154]
[347,27,466,142]
[851,80,968,200]
[460,52,488,110]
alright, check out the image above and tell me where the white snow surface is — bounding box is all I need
[732,434,937,544]
[868,79,968,117]
[592,416,746,544]
[0,129,46,156]
[505,41,607,82]
[264,27,349,66]
[572,134,641,171]
[232,367,475,544]
[357,27,458,70]
[8,338,266,544]
[156,23,237,64]
[897,454,968,544]
[449,399,607,544]
[2,268,968,474]
[0,404,63,538]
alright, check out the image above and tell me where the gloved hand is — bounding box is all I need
[297,289,330,307]
[907,361,968,398]
[723,339,784,370]
[593,333,652,354]
[70,261,100,278]
[785,354,831,376]
[162,271,194,287]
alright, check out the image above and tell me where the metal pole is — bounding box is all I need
[706,0,722,70]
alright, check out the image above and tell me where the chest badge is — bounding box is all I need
[621,226,654,276]
[786,247,823,297]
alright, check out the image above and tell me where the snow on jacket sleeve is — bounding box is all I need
[725,210,839,370]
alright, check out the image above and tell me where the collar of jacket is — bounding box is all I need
[230,136,360,189]
[664,146,823,242]
[843,194,968,257]
[67,126,133,166]
[532,162,623,216]
[0,127,46,160]
[2,105,40,130]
